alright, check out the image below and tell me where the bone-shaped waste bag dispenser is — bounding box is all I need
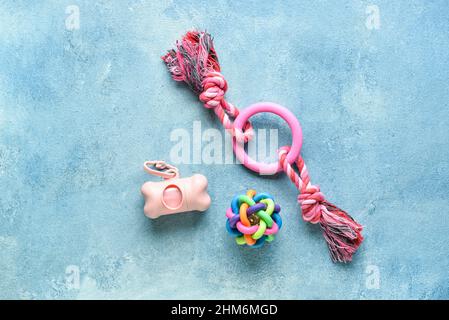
[141,161,211,219]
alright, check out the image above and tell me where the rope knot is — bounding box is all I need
[199,72,228,109]
[298,185,326,224]
[199,73,253,142]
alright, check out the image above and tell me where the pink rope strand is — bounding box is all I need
[162,31,253,142]
[279,146,364,263]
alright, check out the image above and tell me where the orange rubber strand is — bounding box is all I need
[241,190,256,245]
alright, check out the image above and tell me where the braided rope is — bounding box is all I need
[162,32,253,142]
[279,146,363,262]
[200,72,253,141]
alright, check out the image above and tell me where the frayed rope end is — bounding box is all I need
[289,152,363,263]
[319,201,364,263]
[162,30,220,93]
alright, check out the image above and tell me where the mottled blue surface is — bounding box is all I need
[1,0,448,300]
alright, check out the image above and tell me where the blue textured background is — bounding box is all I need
[1,0,448,299]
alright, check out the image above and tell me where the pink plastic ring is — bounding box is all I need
[233,102,303,174]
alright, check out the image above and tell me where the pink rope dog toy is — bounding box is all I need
[162,30,363,263]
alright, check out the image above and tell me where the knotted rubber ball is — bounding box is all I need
[226,190,282,248]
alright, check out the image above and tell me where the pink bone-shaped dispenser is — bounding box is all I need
[141,161,211,219]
